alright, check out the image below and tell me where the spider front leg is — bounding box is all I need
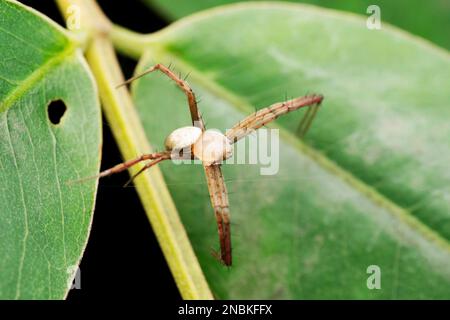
[296,102,321,138]
[226,94,323,143]
[117,63,205,130]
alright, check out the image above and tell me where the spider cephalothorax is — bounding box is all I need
[165,126,233,166]
[94,63,323,266]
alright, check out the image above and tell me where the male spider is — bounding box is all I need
[98,63,323,266]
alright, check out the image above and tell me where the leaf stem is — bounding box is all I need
[55,0,213,300]
[110,25,154,60]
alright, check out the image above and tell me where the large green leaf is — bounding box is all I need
[130,3,450,298]
[145,0,450,50]
[0,1,101,299]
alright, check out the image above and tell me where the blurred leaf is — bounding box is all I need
[131,3,450,298]
[145,0,450,50]
[0,0,101,299]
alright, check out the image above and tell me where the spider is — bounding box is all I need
[96,63,323,266]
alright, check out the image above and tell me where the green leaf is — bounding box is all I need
[145,0,450,50]
[0,0,101,299]
[129,3,450,298]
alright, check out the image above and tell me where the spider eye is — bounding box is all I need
[164,126,202,151]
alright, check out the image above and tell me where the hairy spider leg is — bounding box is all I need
[225,94,323,143]
[124,153,171,187]
[69,151,172,184]
[296,103,321,138]
[204,164,232,266]
[98,151,171,178]
[116,63,205,130]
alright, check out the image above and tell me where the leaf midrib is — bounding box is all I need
[0,44,76,113]
[140,46,450,255]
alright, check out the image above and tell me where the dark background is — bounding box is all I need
[20,0,180,301]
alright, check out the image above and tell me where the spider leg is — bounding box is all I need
[204,164,232,266]
[124,154,171,187]
[116,63,205,130]
[225,94,323,143]
[98,151,171,178]
[68,151,171,184]
[296,103,320,138]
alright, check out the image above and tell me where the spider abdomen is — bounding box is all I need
[164,126,202,151]
[164,127,232,165]
[193,130,233,166]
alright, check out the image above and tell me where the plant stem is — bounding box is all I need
[110,25,153,60]
[55,0,213,300]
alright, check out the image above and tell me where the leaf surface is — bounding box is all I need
[0,0,101,299]
[131,3,450,298]
[145,0,450,50]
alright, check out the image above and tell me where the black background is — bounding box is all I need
[19,0,180,301]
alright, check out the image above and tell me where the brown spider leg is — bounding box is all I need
[124,153,172,187]
[204,164,232,266]
[116,63,205,131]
[296,104,320,138]
[225,94,323,143]
[70,151,171,184]
[98,151,171,178]
[296,103,312,134]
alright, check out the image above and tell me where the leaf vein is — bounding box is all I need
[5,109,29,300]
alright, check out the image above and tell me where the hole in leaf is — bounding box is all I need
[47,99,67,125]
